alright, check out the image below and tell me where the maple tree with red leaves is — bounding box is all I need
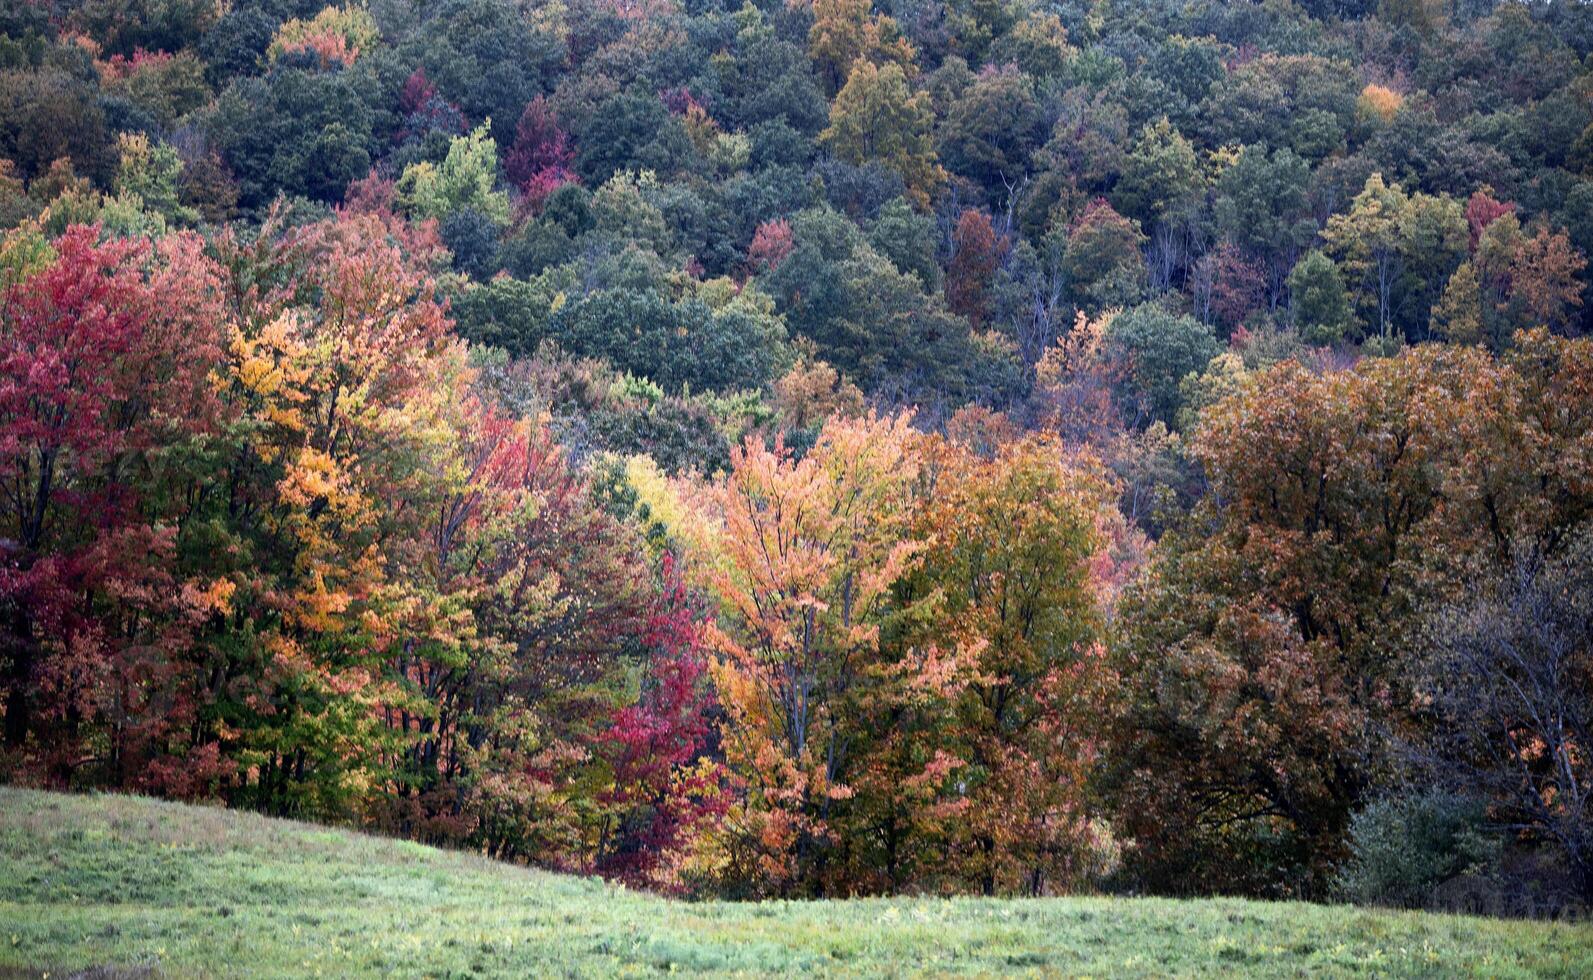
[505,96,576,203]
[0,225,228,782]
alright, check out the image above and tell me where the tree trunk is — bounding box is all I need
[2,602,35,747]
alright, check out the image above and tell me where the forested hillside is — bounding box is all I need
[2,0,1592,912]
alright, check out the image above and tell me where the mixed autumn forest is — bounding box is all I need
[2,0,1593,918]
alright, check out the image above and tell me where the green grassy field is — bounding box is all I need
[1,787,1590,978]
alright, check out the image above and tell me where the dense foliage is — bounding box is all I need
[3,0,1593,909]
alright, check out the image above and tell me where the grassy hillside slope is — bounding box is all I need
[1,787,1589,978]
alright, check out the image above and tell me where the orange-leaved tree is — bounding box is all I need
[211,209,467,817]
[702,411,923,894]
[898,428,1117,896]
[1109,333,1593,896]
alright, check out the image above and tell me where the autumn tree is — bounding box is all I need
[1355,84,1401,126]
[820,61,945,209]
[1470,214,1588,345]
[267,4,380,68]
[1465,187,1515,250]
[945,208,1005,329]
[770,342,864,432]
[0,225,229,785]
[747,217,795,274]
[701,413,923,894]
[1060,200,1146,315]
[1110,334,1593,896]
[504,95,575,202]
[807,0,915,96]
[591,554,727,892]
[894,431,1116,895]
[1505,226,1585,332]
[1207,244,1268,333]
[377,401,651,855]
[204,210,470,816]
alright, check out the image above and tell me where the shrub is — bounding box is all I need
[1335,791,1497,908]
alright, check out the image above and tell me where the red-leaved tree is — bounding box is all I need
[505,96,576,205]
[0,225,229,784]
[594,553,728,892]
